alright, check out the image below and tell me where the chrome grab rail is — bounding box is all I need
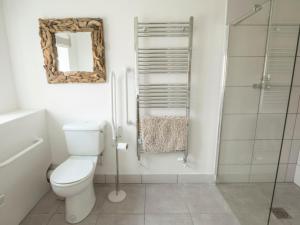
[111,71,118,140]
[0,138,44,168]
[125,68,134,125]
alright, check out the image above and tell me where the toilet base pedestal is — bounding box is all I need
[65,184,96,223]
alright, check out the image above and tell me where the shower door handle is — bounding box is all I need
[252,82,271,90]
[253,74,272,90]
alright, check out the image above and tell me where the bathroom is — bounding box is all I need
[0,0,300,225]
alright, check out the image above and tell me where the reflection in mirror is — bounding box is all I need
[55,32,93,72]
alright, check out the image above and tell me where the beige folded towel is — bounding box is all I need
[141,116,188,153]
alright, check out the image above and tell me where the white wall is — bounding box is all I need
[2,0,227,176]
[0,0,18,113]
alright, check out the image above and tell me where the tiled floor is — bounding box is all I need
[217,183,300,225]
[20,183,240,225]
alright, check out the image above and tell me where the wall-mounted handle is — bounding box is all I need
[111,71,117,141]
[253,74,272,90]
[0,138,44,168]
[252,81,271,90]
[125,68,135,125]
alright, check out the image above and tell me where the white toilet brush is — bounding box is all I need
[108,71,127,203]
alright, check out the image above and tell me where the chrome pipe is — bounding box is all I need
[139,67,188,71]
[111,71,117,141]
[138,71,188,74]
[138,55,189,58]
[139,95,188,98]
[138,98,187,102]
[139,87,188,90]
[139,106,187,108]
[138,22,189,24]
[125,68,134,125]
[139,92,188,95]
[139,90,188,93]
[231,2,269,25]
[138,34,189,37]
[138,29,189,32]
[138,24,190,27]
[139,97,187,100]
[138,47,189,50]
[138,52,189,55]
[139,101,187,104]
[138,59,188,63]
[138,63,188,67]
[139,83,187,86]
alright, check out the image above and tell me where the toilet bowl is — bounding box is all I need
[50,156,97,223]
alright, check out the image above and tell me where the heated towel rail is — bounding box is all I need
[134,17,193,162]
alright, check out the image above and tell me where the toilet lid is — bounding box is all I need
[51,158,94,184]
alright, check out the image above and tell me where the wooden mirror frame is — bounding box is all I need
[39,18,106,83]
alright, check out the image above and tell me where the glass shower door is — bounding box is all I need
[268,2,300,225]
[217,1,300,225]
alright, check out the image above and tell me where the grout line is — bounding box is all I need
[144,184,146,225]
[45,212,56,225]
[94,213,101,225]
[181,186,194,225]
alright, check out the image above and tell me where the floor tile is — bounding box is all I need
[145,184,188,214]
[97,214,144,225]
[92,184,113,214]
[100,184,145,214]
[286,213,300,225]
[191,213,240,225]
[183,184,231,213]
[22,183,300,225]
[145,214,193,225]
[30,191,60,215]
[142,175,178,184]
[48,213,97,225]
[269,214,291,225]
[20,214,52,225]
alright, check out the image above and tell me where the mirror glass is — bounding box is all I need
[55,32,93,72]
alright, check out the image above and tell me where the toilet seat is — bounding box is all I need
[51,157,94,185]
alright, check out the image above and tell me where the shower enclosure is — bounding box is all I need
[217,0,300,225]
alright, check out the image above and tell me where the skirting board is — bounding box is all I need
[94,174,215,184]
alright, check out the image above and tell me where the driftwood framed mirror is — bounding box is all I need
[39,18,105,83]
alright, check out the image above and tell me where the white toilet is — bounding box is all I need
[50,121,106,224]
